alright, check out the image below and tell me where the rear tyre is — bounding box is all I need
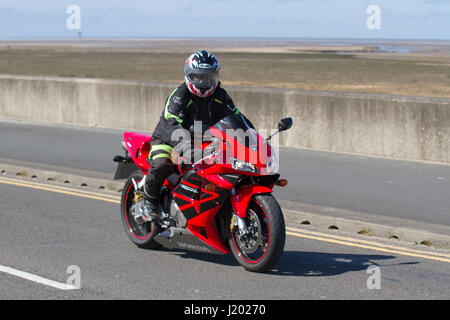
[229,194,285,273]
[120,171,161,249]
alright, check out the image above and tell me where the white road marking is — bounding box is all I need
[0,265,79,290]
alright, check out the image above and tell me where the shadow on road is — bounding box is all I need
[268,251,416,277]
[161,248,417,277]
[162,248,240,267]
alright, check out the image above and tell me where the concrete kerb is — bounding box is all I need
[280,200,450,249]
[1,162,449,249]
[0,162,124,195]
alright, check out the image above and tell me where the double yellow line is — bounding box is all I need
[1,176,449,263]
[287,227,450,264]
[0,176,120,204]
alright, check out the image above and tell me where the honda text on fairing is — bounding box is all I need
[113,114,293,272]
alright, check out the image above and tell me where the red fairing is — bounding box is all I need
[177,174,232,254]
[123,132,152,174]
[231,185,273,218]
[188,206,230,254]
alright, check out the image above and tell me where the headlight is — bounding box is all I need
[230,157,259,173]
[266,150,279,175]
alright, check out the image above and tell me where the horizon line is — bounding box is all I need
[1,36,450,42]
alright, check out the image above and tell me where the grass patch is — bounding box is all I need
[420,240,433,247]
[15,171,27,177]
[0,49,448,97]
[358,228,372,236]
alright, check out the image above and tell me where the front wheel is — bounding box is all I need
[229,194,285,273]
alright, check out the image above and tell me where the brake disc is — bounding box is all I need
[236,210,262,254]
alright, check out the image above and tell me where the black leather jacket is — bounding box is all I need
[152,82,243,147]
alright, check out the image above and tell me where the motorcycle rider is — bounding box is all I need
[142,50,247,222]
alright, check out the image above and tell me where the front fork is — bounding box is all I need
[229,184,273,235]
[230,214,249,236]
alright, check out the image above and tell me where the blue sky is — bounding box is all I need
[0,0,449,39]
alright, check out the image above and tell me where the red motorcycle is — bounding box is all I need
[114,114,292,272]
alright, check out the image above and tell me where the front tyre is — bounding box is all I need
[120,171,161,249]
[229,194,285,273]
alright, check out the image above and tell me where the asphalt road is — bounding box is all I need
[1,181,449,300]
[0,120,449,226]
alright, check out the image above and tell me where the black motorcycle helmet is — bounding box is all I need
[184,50,220,98]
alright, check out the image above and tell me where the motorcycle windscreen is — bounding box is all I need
[211,114,260,150]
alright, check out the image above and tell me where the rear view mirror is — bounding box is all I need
[278,118,293,132]
[265,117,293,143]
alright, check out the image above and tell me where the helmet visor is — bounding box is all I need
[186,70,219,89]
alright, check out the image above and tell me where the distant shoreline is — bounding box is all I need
[1,36,450,41]
[1,38,449,57]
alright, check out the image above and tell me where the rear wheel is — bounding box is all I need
[120,171,161,249]
[229,194,285,273]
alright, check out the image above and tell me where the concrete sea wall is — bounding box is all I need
[1,74,449,163]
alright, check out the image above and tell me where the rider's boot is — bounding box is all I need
[142,187,161,224]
